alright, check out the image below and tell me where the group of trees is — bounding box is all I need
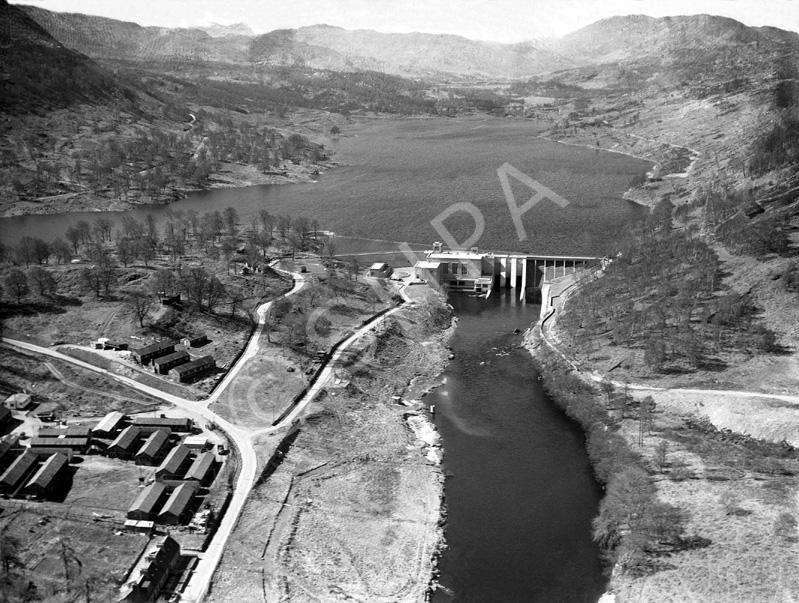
[0,206,328,334]
[3,266,58,304]
[537,349,691,574]
[562,195,786,371]
[12,112,320,200]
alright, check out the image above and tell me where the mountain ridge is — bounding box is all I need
[16,7,799,81]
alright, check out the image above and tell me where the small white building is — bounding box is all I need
[368,263,392,278]
[4,393,32,410]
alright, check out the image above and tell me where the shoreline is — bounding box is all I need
[0,159,335,219]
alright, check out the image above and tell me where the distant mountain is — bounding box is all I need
[553,14,795,64]
[199,22,255,38]
[249,25,579,78]
[18,5,249,64]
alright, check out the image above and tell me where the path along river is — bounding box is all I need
[428,289,605,603]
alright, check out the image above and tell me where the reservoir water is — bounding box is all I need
[428,290,605,603]
[0,116,650,256]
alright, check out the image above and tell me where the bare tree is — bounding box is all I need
[126,289,154,328]
[27,267,57,296]
[206,276,227,313]
[149,268,176,302]
[4,269,29,303]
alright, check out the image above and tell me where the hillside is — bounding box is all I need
[0,0,332,218]
[524,14,799,603]
[18,4,250,64]
[553,14,775,63]
[0,0,133,113]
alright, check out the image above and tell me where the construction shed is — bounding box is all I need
[181,334,208,348]
[24,453,69,500]
[28,437,89,454]
[107,426,142,459]
[368,262,392,278]
[184,451,215,486]
[135,430,170,466]
[132,416,192,433]
[38,426,92,439]
[169,356,216,383]
[132,341,176,366]
[127,481,169,522]
[152,350,190,375]
[92,411,125,438]
[157,482,198,525]
[155,445,191,482]
[0,450,38,495]
[117,535,181,603]
[4,393,32,410]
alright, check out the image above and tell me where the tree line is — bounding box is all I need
[535,347,695,575]
[561,196,784,372]
[0,207,324,322]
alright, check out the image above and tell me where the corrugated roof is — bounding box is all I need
[93,411,124,434]
[109,425,141,452]
[38,426,92,438]
[136,430,169,458]
[0,450,37,487]
[158,483,196,519]
[184,451,214,482]
[25,453,68,491]
[128,482,168,515]
[132,417,191,429]
[156,444,190,476]
[0,435,20,459]
[152,350,190,366]
[133,340,174,356]
[28,437,89,448]
[171,356,215,375]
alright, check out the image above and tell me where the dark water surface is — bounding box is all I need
[0,116,649,255]
[428,290,605,603]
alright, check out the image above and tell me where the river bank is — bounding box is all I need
[206,290,456,603]
[530,271,799,603]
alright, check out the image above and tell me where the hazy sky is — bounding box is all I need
[11,0,799,41]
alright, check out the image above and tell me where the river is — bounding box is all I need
[428,289,605,603]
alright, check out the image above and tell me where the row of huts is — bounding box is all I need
[131,339,215,383]
[0,436,70,499]
[127,447,217,525]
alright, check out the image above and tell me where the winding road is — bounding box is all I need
[1,265,411,602]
